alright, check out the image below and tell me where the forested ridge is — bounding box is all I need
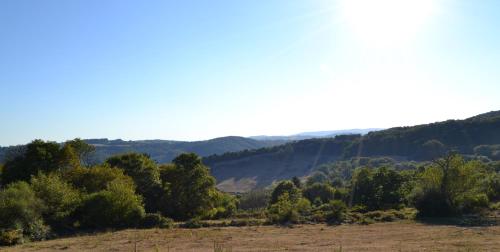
[205,110,500,190]
[0,110,499,246]
[0,136,285,165]
[0,138,498,246]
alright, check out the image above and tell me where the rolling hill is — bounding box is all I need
[205,110,500,192]
[0,136,287,165]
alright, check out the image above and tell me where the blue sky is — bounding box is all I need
[1,0,499,146]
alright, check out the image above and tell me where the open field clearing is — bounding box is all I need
[3,222,500,252]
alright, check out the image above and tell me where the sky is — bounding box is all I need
[1,0,499,146]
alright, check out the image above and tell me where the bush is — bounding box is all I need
[181,218,208,229]
[302,183,335,206]
[140,213,174,229]
[0,229,23,246]
[79,180,145,229]
[30,173,82,226]
[24,219,51,241]
[267,193,300,224]
[0,182,49,241]
[414,189,454,217]
[322,200,347,225]
[238,189,270,210]
[64,165,135,193]
[270,180,301,205]
[209,191,238,219]
[458,193,489,214]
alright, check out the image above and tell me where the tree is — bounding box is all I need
[302,183,335,206]
[267,193,300,224]
[415,139,446,160]
[64,165,134,193]
[159,153,217,220]
[0,182,49,241]
[1,140,62,184]
[30,173,82,227]
[238,189,270,210]
[270,180,301,205]
[413,154,490,217]
[292,176,302,188]
[106,153,162,212]
[64,139,96,166]
[322,200,347,225]
[351,167,405,210]
[79,180,145,228]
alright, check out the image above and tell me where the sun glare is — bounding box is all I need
[338,0,438,48]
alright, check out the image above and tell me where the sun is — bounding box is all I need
[337,0,438,48]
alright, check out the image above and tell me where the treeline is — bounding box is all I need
[0,139,499,246]
[344,113,500,160]
[206,110,500,165]
[239,154,499,225]
[0,139,236,245]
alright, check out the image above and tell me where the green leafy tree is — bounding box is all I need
[1,140,62,184]
[0,182,49,241]
[267,193,300,224]
[303,183,336,206]
[270,180,301,205]
[159,153,217,220]
[79,180,145,228]
[64,138,96,166]
[106,153,162,212]
[30,173,82,227]
[413,154,490,216]
[64,165,134,193]
[351,167,405,210]
[238,189,270,210]
[322,200,347,225]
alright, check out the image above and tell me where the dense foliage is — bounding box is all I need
[0,139,235,245]
[0,134,499,246]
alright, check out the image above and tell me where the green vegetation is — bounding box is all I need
[0,139,235,245]
[205,111,500,190]
[0,116,499,247]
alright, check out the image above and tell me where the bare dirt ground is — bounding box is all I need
[3,222,500,251]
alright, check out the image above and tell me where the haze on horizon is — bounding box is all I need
[1,0,499,146]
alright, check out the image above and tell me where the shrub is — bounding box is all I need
[209,191,238,219]
[267,193,300,224]
[159,154,218,220]
[140,213,174,229]
[24,219,51,241]
[30,173,82,226]
[270,180,301,205]
[238,189,270,210]
[64,165,135,193]
[414,189,454,217]
[457,193,489,214]
[106,153,162,212]
[181,218,208,229]
[79,180,145,229]
[302,183,335,206]
[322,200,347,225]
[0,182,49,241]
[412,155,491,217]
[0,229,23,246]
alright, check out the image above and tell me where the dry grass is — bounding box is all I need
[3,222,500,251]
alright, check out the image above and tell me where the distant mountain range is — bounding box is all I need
[205,110,500,192]
[250,128,382,141]
[0,130,378,164]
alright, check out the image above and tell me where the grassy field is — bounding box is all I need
[3,222,499,251]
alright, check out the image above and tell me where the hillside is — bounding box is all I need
[0,136,286,164]
[205,110,500,192]
[250,128,381,141]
